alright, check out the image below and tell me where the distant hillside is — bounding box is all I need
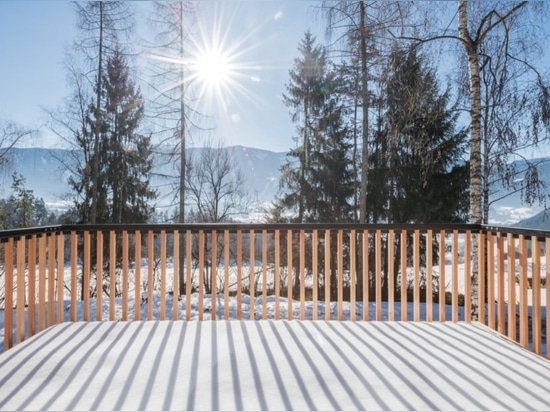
[487,157,550,226]
[1,146,549,224]
[0,146,287,212]
[514,208,550,230]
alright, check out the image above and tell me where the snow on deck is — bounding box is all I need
[0,320,549,411]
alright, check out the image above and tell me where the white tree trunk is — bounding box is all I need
[458,1,482,320]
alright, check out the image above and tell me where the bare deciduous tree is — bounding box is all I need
[186,140,249,223]
[0,119,33,172]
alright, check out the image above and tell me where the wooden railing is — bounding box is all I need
[0,223,548,359]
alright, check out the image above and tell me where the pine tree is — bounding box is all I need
[67,47,156,224]
[103,48,156,224]
[279,31,328,222]
[278,31,353,223]
[372,45,469,224]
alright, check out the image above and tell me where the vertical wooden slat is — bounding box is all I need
[338,230,344,321]
[4,238,14,351]
[325,229,331,321]
[28,235,36,337]
[464,230,471,323]
[211,230,217,320]
[388,230,395,321]
[249,229,255,320]
[69,232,77,321]
[47,234,55,326]
[507,234,516,341]
[38,234,46,331]
[375,230,382,321]
[531,236,541,355]
[224,230,230,320]
[363,230,369,321]
[237,230,243,320]
[350,230,356,322]
[147,231,154,321]
[262,230,267,320]
[173,230,179,321]
[198,230,205,321]
[438,230,445,322]
[497,232,506,334]
[487,231,495,330]
[414,230,420,322]
[312,230,318,320]
[109,231,116,321]
[287,229,292,320]
[478,231,486,325]
[57,233,64,324]
[400,230,407,321]
[426,230,433,322]
[83,231,90,322]
[519,234,528,348]
[274,230,280,320]
[122,230,129,321]
[452,230,458,323]
[186,230,192,321]
[134,230,141,321]
[160,230,167,321]
[16,236,26,344]
[300,230,306,321]
[96,231,103,322]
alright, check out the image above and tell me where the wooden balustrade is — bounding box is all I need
[0,223,548,360]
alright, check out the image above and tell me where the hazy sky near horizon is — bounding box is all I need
[0,1,326,153]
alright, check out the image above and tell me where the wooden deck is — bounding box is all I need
[0,321,549,411]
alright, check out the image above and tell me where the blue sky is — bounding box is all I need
[0,1,326,153]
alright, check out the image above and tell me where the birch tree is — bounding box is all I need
[406,1,550,319]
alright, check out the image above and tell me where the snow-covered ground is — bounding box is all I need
[1,291,546,357]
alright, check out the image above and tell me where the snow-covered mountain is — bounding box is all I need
[0,146,287,213]
[1,146,548,225]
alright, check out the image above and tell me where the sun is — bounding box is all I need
[193,49,232,89]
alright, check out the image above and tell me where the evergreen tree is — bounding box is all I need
[279,31,328,222]
[371,45,469,224]
[277,31,353,223]
[103,49,156,223]
[68,47,156,224]
[0,173,51,229]
[308,85,354,223]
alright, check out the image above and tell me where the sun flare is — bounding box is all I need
[193,49,232,89]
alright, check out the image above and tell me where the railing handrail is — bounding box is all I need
[1,222,481,240]
[0,225,63,242]
[482,224,550,240]
[3,222,550,240]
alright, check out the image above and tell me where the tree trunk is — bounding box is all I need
[359,0,369,224]
[90,1,104,224]
[458,1,482,320]
[178,2,187,296]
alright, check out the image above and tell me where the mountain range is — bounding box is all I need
[0,146,287,214]
[1,146,548,228]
